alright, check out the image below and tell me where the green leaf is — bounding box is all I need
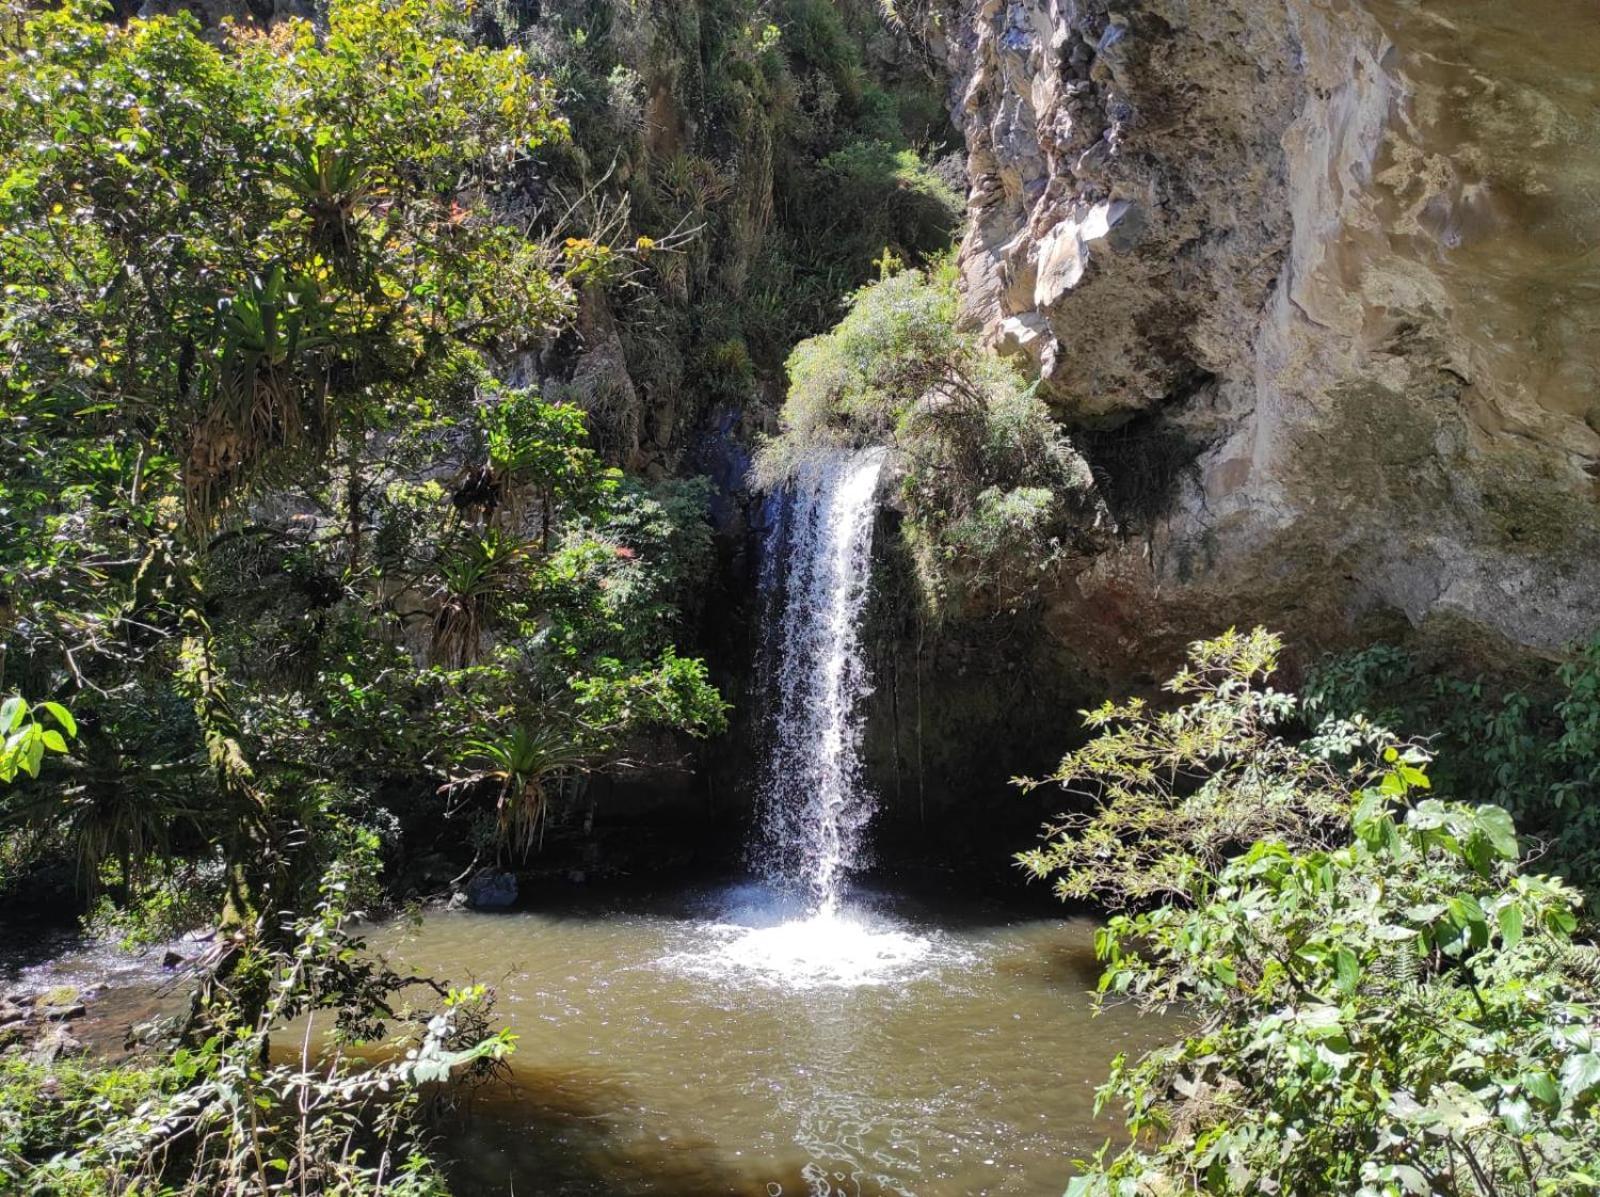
[39,729,67,754]
[1560,1051,1600,1102]
[1498,1095,1532,1133]
[39,701,76,738]
[1297,1004,1345,1039]
[1374,924,1420,942]
[1332,948,1359,994]
[0,696,23,733]
[21,728,44,778]
[1522,1070,1559,1107]
[1474,805,1519,860]
[1497,902,1524,948]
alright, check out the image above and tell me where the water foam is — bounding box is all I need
[709,912,934,989]
[659,889,969,991]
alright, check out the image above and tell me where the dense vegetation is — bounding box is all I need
[1024,630,1600,1197]
[0,0,728,984]
[1305,638,1600,903]
[0,0,970,1188]
[754,259,1109,612]
[0,0,731,1186]
[3,1,1598,1195]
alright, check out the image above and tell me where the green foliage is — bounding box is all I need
[1306,636,1600,901]
[502,0,960,417]
[0,0,735,924]
[432,469,727,856]
[1077,792,1600,1197]
[816,138,961,258]
[1018,628,1374,908]
[457,722,592,857]
[1026,630,1600,1197]
[0,696,74,784]
[768,261,962,450]
[757,261,1105,612]
[86,859,224,949]
[3,863,512,1196]
[0,0,570,529]
[0,0,731,1055]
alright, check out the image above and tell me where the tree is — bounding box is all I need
[0,0,571,1022]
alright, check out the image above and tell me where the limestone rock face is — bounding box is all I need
[932,0,1600,669]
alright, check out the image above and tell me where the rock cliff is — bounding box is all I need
[928,0,1600,672]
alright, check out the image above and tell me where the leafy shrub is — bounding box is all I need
[818,138,962,256]
[4,862,511,1196]
[86,859,224,949]
[1025,630,1600,1197]
[1018,627,1374,908]
[1306,637,1600,901]
[756,261,1106,612]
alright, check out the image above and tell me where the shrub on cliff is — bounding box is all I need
[755,260,1107,612]
[1024,629,1600,1197]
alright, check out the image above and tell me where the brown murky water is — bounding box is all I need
[364,883,1169,1197]
[3,882,1169,1196]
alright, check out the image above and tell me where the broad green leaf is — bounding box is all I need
[1522,1070,1559,1106]
[1474,805,1519,859]
[1297,1004,1345,1039]
[1497,903,1523,948]
[21,729,44,778]
[39,701,76,738]
[1332,948,1359,994]
[1560,1051,1600,1102]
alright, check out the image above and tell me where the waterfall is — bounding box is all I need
[753,448,887,916]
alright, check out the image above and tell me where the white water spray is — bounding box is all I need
[665,446,947,989]
[753,448,887,915]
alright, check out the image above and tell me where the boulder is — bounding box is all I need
[464,870,518,910]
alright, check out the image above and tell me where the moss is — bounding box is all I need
[1477,447,1600,556]
[1295,376,1600,558]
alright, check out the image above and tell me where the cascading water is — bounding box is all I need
[656,446,950,990]
[752,447,887,914]
[665,446,949,988]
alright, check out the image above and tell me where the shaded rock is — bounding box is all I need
[464,870,519,910]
